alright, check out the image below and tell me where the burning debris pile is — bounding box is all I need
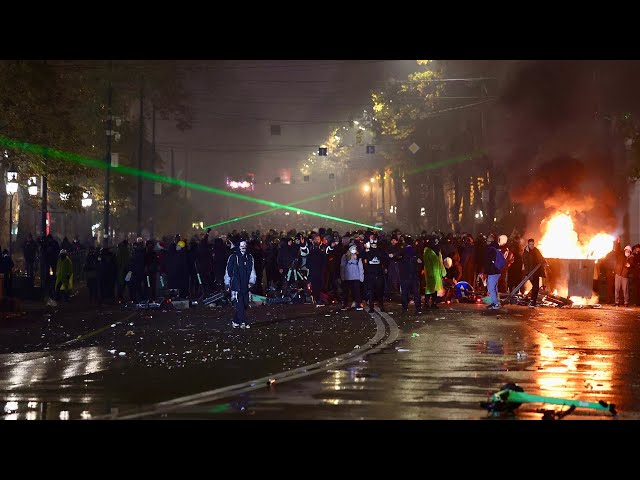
[509,156,618,307]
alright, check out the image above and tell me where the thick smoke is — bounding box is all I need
[492,61,634,239]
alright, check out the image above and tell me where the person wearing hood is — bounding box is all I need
[423,237,447,309]
[55,249,73,301]
[398,239,422,314]
[363,234,388,313]
[224,239,256,329]
[340,244,364,310]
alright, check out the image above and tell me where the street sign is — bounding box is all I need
[366,145,375,154]
[408,142,420,154]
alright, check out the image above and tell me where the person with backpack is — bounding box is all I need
[485,234,506,310]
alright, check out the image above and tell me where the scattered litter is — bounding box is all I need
[514,314,523,317]
[267,379,276,386]
[325,314,331,317]
[411,333,420,337]
[223,348,231,352]
[516,351,528,359]
[118,352,126,357]
[129,322,134,326]
[110,324,117,328]
[108,349,117,354]
[397,348,411,352]
[597,324,603,327]
[354,345,361,349]
[125,331,134,337]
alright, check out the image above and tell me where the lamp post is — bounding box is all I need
[5,168,18,256]
[27,176,38,240]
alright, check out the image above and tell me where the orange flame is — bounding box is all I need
[538,213,614,260]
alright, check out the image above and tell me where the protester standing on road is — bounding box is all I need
[224,240,256,329]
[423,237,446,309]
[55,249,73,301]
[522,238,546,308]
[340,245,364,311]
[613,240,632,307]
[485,234,503,310]
[22,233,37,279]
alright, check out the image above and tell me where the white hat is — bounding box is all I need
[443,257,453,269]
[498,235,508,246]
[625,245,632,251]
[349,245,357,254]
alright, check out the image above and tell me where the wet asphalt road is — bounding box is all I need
[2,298,640,420]
[148,303,640,420]
[0,299,375,419]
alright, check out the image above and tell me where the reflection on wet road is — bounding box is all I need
[3,302,640,420]
[159,304,640,420]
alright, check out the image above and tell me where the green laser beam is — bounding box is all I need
[0,135,381,231]
[205,149,486,229]
[204,184,356,229]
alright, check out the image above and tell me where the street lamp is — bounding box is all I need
[81,191,93,208]
[6,168,18,256]
[27,177,38,197]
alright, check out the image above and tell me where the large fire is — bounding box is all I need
[538,213,615,260]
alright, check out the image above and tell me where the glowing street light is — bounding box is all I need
[81,191,93,208]
[5,168,18,256]
[27,176,38,196]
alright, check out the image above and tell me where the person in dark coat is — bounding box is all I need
[522,238,547,307]
[83,247,99,303]
[187,238,200,296]
[363,234,388,313]
[264,236,280,290]
[212,237,229,288]
[127,239,146,302]
[22,233,38,278]
[98,247,117,303]
[306,236,327,304]
[0,249,14,298]
[44,234,60,294]
[398,239,422,314]
[197,231,214,294]
[60,236,72,253]
[144,240,158,300]
[115,239,130,301]
[224,239,256,328]
[248,238,265,295]
[169,240,189,298]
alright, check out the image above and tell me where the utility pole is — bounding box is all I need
[40,155,48,292]
[137,81,144,237]
[150,103,156,239]
[104,81,113,248]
